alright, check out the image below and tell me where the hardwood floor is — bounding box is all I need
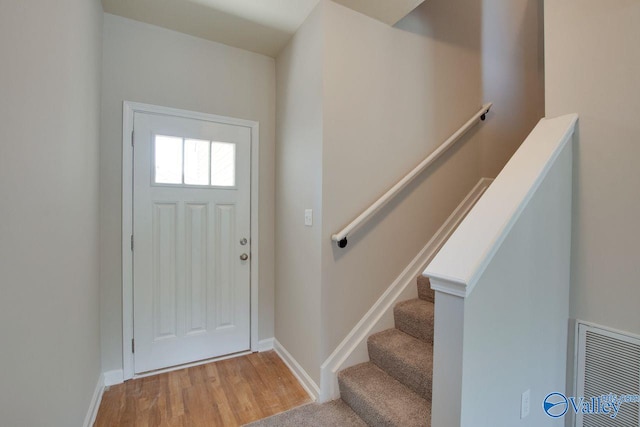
[94,351,312,426]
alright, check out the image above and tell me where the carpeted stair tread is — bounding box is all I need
[394,298,434,343]
[243,400,367,427]
[338,362,431,427]
[417,275,435,302]
[368,328,433,400]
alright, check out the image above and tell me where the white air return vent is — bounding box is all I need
[576,323,640,427]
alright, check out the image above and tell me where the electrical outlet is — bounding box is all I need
[521,389,530,419]
[304,209,313,226]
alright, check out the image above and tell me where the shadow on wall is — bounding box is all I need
[395,0,482,47]
[396,0,545,178]
[478,0,545,177]
[395,0,483,152]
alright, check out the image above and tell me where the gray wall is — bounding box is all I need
[100,14,276,373]
[545,1,640,338]
[0,0,103,425]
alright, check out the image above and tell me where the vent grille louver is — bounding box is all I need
[577,324,640,427]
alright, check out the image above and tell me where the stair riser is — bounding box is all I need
[417,276,435,303]
[368,341,433,401]
[339,378,399,427]
[394,311,434,343]
[338,363,431,427]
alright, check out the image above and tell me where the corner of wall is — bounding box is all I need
[83,373,106,427]
[274,0,326,388]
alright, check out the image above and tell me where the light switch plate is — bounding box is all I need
[521,389,530,419]
[304,209,313,226]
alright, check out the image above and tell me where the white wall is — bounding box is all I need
[100,14,276,372]
[275,2,325,385]
[425,115,576,426]
[545,1,640,337]
[0,0,103,425]
[460,143,572,426]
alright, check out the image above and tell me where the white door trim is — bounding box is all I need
[122,101,260,380]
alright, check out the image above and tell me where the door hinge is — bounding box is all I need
[130,234,134,251]
[131,130,134,147]
[131,338,135,353]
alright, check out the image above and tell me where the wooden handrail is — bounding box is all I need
[332,103,493,248]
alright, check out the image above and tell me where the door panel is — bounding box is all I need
[185,202,207,335]
[133,112,251,374]
[153,202,178,340]
[214,203,236,329]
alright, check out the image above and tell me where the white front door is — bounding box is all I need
[132,111,251,374]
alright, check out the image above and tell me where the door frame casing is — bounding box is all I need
[121,101,260,380]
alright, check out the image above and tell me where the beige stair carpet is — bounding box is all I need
[246,400,366,427]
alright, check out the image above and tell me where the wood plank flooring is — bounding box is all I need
[94,351,311,427]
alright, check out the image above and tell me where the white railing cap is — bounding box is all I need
[423,113,578,298]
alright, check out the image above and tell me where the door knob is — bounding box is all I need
[240,253,249,261]
[240,238,248,245]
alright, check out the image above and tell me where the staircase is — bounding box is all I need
[247,276,434,426]
[338,275,433,426]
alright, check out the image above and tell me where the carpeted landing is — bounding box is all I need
[246,276,434,427]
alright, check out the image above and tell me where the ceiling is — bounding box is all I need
[101,0,426,57]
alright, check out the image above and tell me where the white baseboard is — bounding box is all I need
[84,369,124,426]
[83,373,105,427]
[103,369,124,387]
[318,177,493,402]
[274,339,320,401]
[258,337,275,352]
